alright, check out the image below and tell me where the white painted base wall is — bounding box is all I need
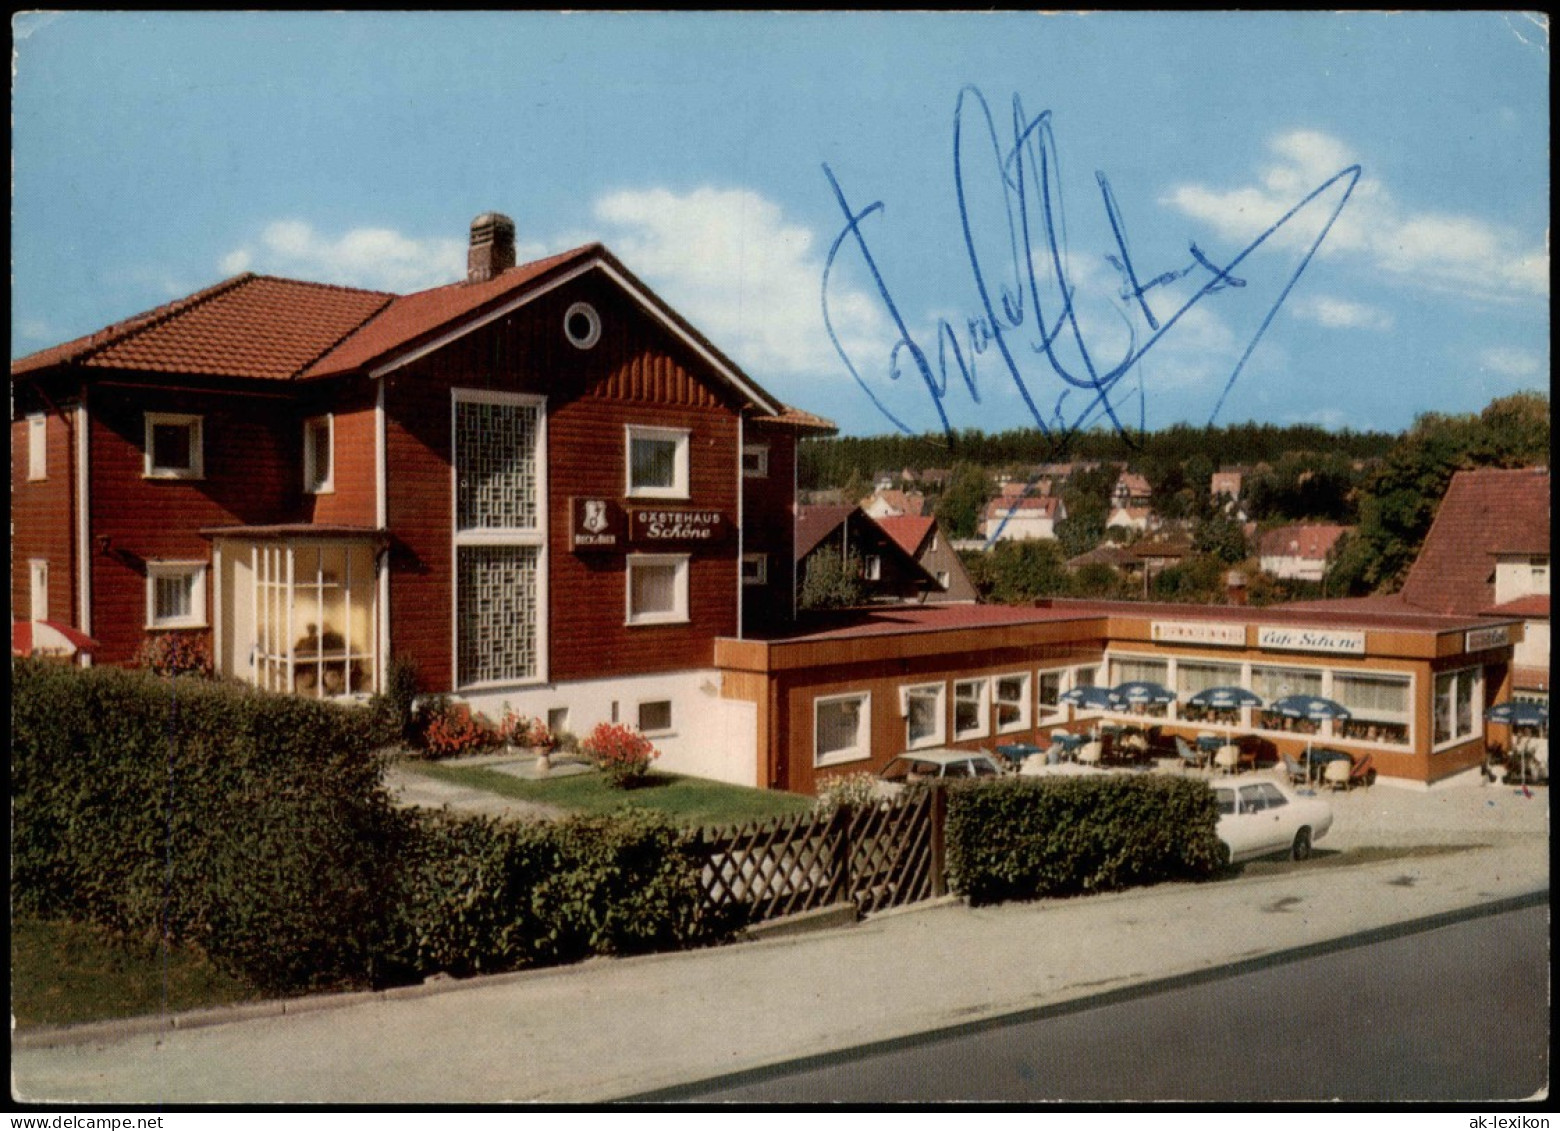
[459,669,760,787]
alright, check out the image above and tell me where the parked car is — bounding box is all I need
[1214,776,1333,863]
[876,749,1005,793]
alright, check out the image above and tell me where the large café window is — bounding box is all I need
[1334,671,1412,747]
[1177,660,1243,725]
[1252,664,1324,733]
[1109,656,1170,718]
[1433,668,1481,748]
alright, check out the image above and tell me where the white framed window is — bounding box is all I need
[637,699,674,736]
[741,553,769,586]
[303,414,334,494]
[453,389,547,688]
[144,412,204,479]
[742,444,770,478]
[145,561,208,629]
[953,677,990,740]
[901,682,946,749]
[626,425,690,499]
[1333,671,1412,749]
[936,570,951,589]
[27,414,47,481]
[815,691,871,767]
[626,553,689,625]
[929,531,938,552]
[1433,667,1482,749]
[863,554,882,582]
[29,559,49,622]
[1036,668,1067,722]
[547,706,570,735]
[995,673,1031,734]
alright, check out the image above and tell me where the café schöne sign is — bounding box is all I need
[1257,625,1366,656]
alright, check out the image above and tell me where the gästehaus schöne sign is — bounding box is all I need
[1257,625,1366,656]
[629,506,730,547]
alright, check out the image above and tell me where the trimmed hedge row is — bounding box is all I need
[944,774,1225,905]
[12,660,729,995]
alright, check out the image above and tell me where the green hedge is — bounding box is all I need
[380,809,727,982]
[12,659,397,993]
[945,775,1225,905]
[12,660,731,996]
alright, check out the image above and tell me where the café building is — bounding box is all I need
[715,597,1523,794]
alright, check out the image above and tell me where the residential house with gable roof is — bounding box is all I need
[12,213,834,784]
[1258,523,1351,582]
[875,514,977,603]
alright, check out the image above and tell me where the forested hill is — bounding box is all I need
[799,421,1398,492]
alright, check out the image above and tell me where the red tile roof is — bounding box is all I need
[1398,467,1551,615]
[302,245,594,377]
[794,505,859,561]
[12,240,833,432]
[874,515,936,557]
[1258,524,1349,561]
[1484,595,1550,618]
[11,274,392,381]
[1512,666,1549,693]
[761,405,838,434]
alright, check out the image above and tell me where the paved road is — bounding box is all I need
[652,902,1549,1103]
[13,829,1546,1105]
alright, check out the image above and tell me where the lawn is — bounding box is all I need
[403,758,816,828]
[11,917,258,1030]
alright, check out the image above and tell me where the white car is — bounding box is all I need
[1214,776,1333,863]
[876,749,1005,794]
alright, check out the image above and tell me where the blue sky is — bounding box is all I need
[12,11,1549,442]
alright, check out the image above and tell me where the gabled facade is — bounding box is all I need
[794,505,936,606]
[875,515,977,603]
[982,490,1066,542]
[1257,523,1350,582]
[11,214,833,783]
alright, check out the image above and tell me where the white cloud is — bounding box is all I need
[1163,129,1549,304]
[1478,346,1544,378]
[592,186,890,386]
[1288,294,1395,331]
[219,220,489,292]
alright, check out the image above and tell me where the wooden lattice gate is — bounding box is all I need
[698,787,946,926]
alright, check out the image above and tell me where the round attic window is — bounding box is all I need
[564,302,601,350]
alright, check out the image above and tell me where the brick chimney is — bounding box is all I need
[467,212,516,283]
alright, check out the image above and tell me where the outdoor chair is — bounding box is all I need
[1348,752,1377,788]
[1214,744,1241,775]
[1282,753,1307,786]
[1077,740,1103,766]
[1324,758,1351,790]
[1173,736,1202,770]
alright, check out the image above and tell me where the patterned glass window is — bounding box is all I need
[456,399,540,531]
[453,390,546,688]
[458,545,540,685]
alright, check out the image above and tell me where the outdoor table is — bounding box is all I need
[996,742,1046,767]
[1196,734,1222,753]
[1304,746,1351,784]
[1052,733,1087,762]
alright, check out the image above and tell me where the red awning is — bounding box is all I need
[12,619,99,658]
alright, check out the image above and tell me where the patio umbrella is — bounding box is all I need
[1186,685,1263,710]
[1268,695,1352,723]
[11,619,98,659]
[1059,685,1116,710]
[1269,695,1352,782]
[1109,680,1176,708]
[1487,700,1549,728]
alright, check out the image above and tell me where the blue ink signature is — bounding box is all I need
[820,85,1360,458]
